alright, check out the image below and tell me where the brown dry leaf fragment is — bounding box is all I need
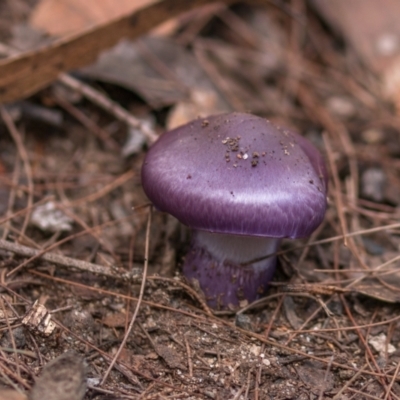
[0,390,27,400]
[102,312,132,328]
[283,296,303,330]
[111,347,133,364]
[167,88,229,129]
[131,354,153,375]
[352,280,400,303]
[114,349,153,378]
[155,344,186,370]
[295,361,334,393]
[30,352,87,400]
[310,0,400,107]
[21,300,56,337]
[0,0,252,103]
[81,36,229,112]
[30,0,158,37]
[311,0,400,73]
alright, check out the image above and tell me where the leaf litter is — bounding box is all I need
[1,0,400,399]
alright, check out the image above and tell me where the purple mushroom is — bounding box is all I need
[141,112,328,309]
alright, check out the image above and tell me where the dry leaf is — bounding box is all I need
[167,88,229,129]
[30,0,179,37]
[311,0,400,73]
[21,300,56,337]
[353,280,400,303]
[0,0,255,104]
[311,0,400,107]
[102,312,131,328]
[30,0,157,37]
[30,352,87,400]
[81,36,229,111]
[0,390,27,400]
[155,344,186,370]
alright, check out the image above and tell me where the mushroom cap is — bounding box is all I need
[141,112,328,239]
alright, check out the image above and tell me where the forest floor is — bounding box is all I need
[1,1,400,399]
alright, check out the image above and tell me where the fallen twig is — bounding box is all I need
[0,0,262,103]
[101,207,152,385]
[0,238,130,279]
[58,74,158,143]
[0,107,34,240]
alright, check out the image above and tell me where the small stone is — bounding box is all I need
[361,168,386,202]
[361,128,384,144]
[369,333,396,355]
[0,327,26,349]
[63,309,95,332]
[326,96,356,118]
[250,344,261,356]
[30,201,73,233]
[30,352,87,400]
[235,314,253,331]
[376,33,399,56]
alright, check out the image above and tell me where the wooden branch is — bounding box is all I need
[0,238,129,279]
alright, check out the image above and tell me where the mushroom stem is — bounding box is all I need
[182,231,281,309]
